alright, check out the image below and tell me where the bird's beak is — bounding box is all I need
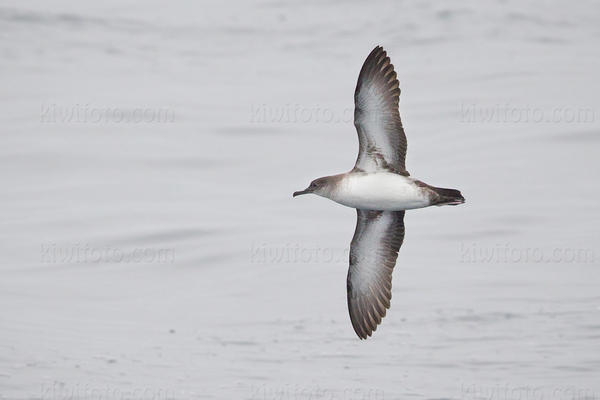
[293,188,311,197]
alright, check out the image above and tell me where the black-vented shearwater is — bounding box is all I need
[293,46,465,339]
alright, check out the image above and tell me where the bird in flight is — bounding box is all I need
[293,46,465,339]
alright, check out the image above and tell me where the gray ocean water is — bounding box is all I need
[1,1,599,399]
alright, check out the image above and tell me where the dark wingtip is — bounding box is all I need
[368,45,384,56]
[354,329,368,340]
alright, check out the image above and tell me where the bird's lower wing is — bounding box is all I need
[347,209,405,339]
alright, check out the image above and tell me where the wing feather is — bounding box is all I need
[354,46,408,175]
[347,210,405,339]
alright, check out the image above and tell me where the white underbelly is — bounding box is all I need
[330,172,430,211]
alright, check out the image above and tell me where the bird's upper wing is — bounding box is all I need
[347,209,405,339]
[353,46,408,175]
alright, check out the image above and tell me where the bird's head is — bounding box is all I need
[293,177,332,198]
